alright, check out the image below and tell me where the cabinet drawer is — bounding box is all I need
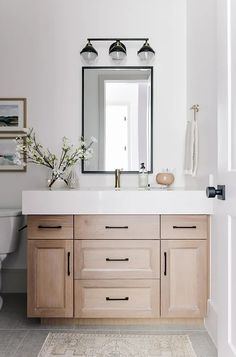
[161,215,208,239]
[28,215,73,240]
[74,240,160,279]
[75,215,159,240]
[74,279,160,318]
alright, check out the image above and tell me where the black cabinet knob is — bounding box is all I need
[206,185,225,200]
[206,187,218,198]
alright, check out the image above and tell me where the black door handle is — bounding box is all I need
[206,185,225,200]
[164,252,167,276]
[67,252,71,276]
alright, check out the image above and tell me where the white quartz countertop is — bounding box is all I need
[22,188,213,215]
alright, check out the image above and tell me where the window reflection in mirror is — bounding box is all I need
[82,67,153,173]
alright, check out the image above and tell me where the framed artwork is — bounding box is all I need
[0,136,26,172]
[0,98,26,132]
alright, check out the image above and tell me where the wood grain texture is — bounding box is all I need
[161,239,207,318]
[28,215,73,240]
[27,239,73,317]
[27,214,209,322]
[74,215,160,240]
[74,279,160,318]
[161,215,208,239]
[74,239,160,279]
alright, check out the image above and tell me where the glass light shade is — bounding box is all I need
[109,51,126,60]
[138,41,155,60]
[109,40,126,61]
[81,51,98,62]
[80,41,98,62]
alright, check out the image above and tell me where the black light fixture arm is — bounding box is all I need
[87,38,149,42]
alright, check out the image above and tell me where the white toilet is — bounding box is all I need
[0,209,23,310]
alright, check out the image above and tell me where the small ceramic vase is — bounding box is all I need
[67,169,79,189]
[156,171,175,186]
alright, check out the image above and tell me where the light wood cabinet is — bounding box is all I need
[74,239,160,280]
[161,239,207,318]
[75,215,159,240]
[73,215,161,319]
[27,214,208,321]
[27,222,73,318]
[160,214,208,318]
[27,215,74,318]
[74,279,160,318]
[28,215,73,240]
[161,215,208,239]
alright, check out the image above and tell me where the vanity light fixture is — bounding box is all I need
[80,38,155,62]
[80,40,98,62]
[137,40,155,60]
[109,40,127,61]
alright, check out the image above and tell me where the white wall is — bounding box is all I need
[186,0,217,189]
[186,0,218,345]
[0,0,187,286]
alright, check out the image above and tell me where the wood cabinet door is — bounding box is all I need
[161,240,207,318]
[27,240,73,318]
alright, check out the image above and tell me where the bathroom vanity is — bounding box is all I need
[23,189,212,324]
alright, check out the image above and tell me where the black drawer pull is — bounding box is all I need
[38,225,62,229]
[67,252,70,276]
[173,225,197,229]
[106,297,129,301]
[164,252,167,276]
[106,258,129,262]
[105,226,129,229]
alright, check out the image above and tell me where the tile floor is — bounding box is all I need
[0,294,217,357]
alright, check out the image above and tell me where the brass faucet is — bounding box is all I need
[114,169,121,189]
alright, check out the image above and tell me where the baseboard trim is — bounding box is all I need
[204,299,217,347]
[2,269,27,293]
[41,317,204,326]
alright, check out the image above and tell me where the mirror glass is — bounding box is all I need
[82,67,153,173]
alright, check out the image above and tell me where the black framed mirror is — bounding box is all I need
[82,66,153,173]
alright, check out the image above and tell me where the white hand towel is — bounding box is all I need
[184,117,198,176]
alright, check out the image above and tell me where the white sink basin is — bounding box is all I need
[22,188,213,215]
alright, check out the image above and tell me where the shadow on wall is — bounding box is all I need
[2,223,27,293]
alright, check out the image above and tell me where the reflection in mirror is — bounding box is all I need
[82,67,153,173]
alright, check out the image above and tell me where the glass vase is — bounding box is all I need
[47,172,68,190]
[67,168,79,189]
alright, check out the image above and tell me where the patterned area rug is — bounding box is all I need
[38,332,197,357]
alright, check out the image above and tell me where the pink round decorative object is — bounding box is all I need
[156,172,175,186]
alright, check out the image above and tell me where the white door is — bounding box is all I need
[105,104,128,171]
[212,0,236,355]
